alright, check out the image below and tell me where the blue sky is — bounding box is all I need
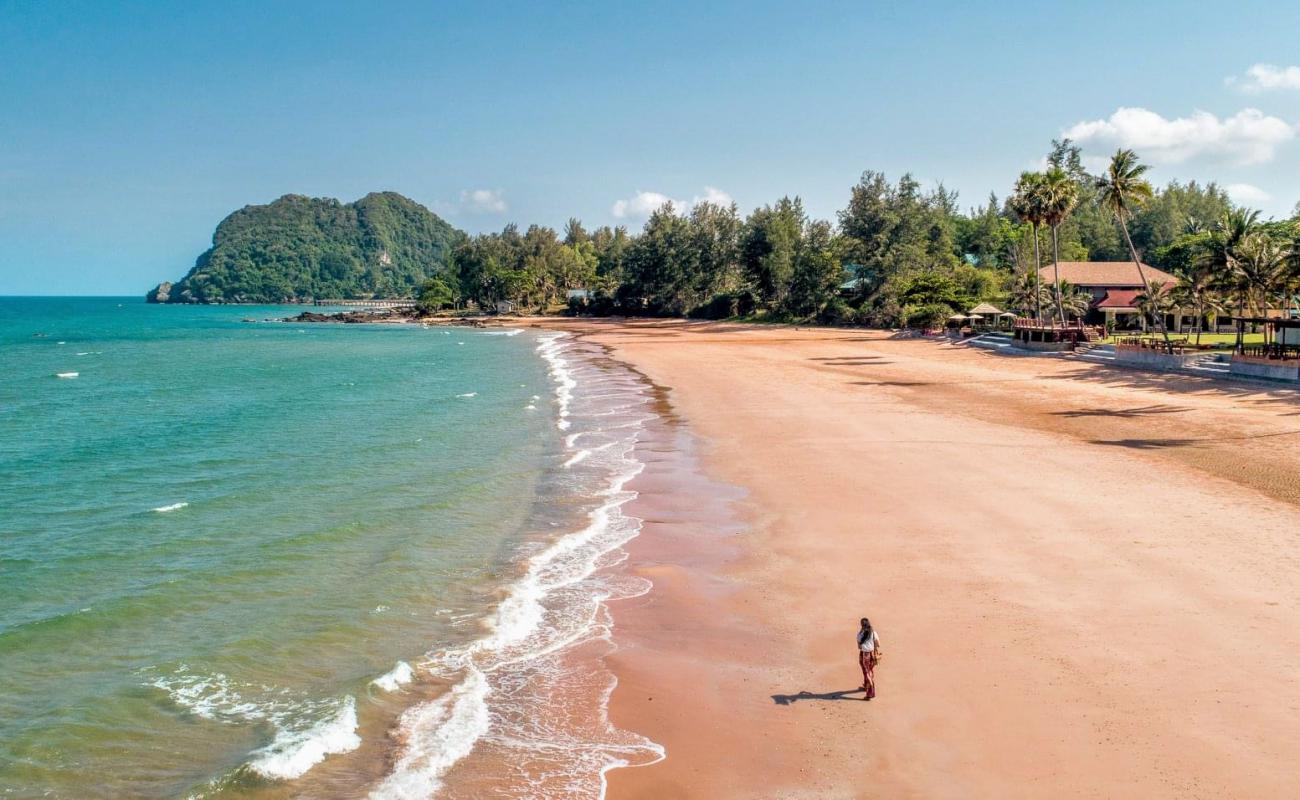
[4,0,1300,295]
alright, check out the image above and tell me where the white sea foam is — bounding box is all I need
[248,696,361,780]
[536,333,576,430]
[152,502,188,513]
[55,372,78,379]
[371,661,415,692]
[456,392,477,398]
[372,333,663,798]
[369,667,491,798]
[563,449,591,468]
[149,668,262,721]
[149,666,361,781]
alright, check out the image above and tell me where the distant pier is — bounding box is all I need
[313,299,414,309]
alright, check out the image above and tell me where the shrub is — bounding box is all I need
[905,303,952,330]
[817,298,856,325]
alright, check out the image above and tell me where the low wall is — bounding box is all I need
[1112,348,1202,371]
[1229,357,1300,382]
[1009,339,1074,353]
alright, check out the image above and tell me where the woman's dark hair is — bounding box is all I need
[860,617,872,635]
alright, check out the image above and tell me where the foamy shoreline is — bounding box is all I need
[366,330,667,798]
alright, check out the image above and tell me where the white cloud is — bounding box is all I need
[1062,107,1296,166]
[1225,183,1272,206]
[611,190,677,219]
[690,186,734,208]
[611,186,734,220]
[460,188,507,213]
[1229,64,1300,93]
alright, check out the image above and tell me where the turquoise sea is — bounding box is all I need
[0,298,661,798]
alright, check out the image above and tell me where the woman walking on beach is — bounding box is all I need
[858,617,882,700]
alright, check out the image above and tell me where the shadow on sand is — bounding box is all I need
[1052,404,1191,419]
[771,688,866,705]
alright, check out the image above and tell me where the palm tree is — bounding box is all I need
[1204,208,1262,349]
[1008,269,1047,317]
[1050,280,1092,321]
[1134,281,1175,331]
[1042,167,1080,324]
[1172,266,1225,346]
[1096,149,1172,349]
[1234,233,1290,346]
[1011,171,1048,322]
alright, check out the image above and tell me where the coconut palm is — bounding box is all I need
[1096,149,1172,349]
[1050,280,1092,321]
[1134,281,1175,331]
[1171,266,1225,346]
[1234,233,1290,345]
[1008,269,1048,317]
[1203,207,1260,349]
[1041,167,1080,324]
[1010,171,1048,322]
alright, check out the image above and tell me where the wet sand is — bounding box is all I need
[534,320,1300,799]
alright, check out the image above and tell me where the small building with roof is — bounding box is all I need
[1038,261,1179,329]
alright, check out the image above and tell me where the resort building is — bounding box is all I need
[1037,261,1178,329]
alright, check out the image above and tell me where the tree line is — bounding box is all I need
[420,141,1300,333]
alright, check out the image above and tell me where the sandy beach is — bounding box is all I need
[526,319,1300,799]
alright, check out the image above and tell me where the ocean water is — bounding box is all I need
[0,298,661,798]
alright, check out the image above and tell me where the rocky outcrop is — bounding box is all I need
[146,281,173,303]
[285,308,419,324]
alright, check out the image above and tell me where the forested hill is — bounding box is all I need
[147,192,463,303]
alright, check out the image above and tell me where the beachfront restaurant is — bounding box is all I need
[1010,318,1098,351]
[1037,261,1180,330]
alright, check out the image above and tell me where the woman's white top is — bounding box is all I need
[857,629,880,653]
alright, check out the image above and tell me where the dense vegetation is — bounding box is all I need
[149,192,462,303]
[153,143,1300,334]
[430,140,1299,330]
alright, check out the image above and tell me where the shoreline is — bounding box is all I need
[551,319,1300,798]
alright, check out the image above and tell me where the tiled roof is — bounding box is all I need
[1095,288,1142,310]
[1038,261,1177,288]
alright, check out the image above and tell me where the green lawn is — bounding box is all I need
[1102,331,1264,347]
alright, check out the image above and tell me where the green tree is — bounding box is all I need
[1171,265,1224,344]
[416,277,456,312]
[685,201,743,307]
[1049,280,1091,321]
[838,171,960,325]
[619,203,690,315]
[741,198,804,309]
[1202,208,1261,349]
[1008,269,1047,317]
[1010,172,1048,321]
[1042,167,1080,323]
[1097,149,1172,348]
[785,220,842,317]
[1133,281,1177,332]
